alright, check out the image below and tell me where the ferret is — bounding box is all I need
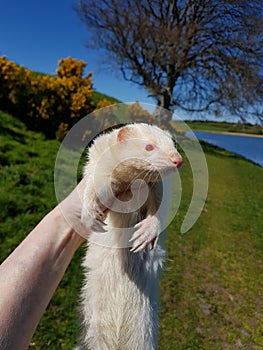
[80,123,183,350]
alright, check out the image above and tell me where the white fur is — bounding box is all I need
[79,123,181,349]
[80,228,165,349]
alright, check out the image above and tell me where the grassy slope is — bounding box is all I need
[91,90,120,104]
[1,111,263,349]
[0,110,85,348]
[160,143,263,349]
[0,111,58,258]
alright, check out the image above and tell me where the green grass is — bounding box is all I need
[160,143,263,349]
[0,111,59,259]
[1,110,263,349]
[91,90,120,104]
[0,110,85,348]
[185,120,263,135]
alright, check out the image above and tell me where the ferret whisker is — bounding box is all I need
[130,168,149,184]
[154,172,160,183]
[121,169,147,192]
[140,170,152,189]
[151,161,167,168]
[133,171,150,194]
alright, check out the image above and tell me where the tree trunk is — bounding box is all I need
[159,88,172,111]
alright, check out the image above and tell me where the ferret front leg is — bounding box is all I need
[82,180,110,233]
[129,184,161,253]
[82,198,107,233]
[129,215,161,253]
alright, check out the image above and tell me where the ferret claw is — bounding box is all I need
[96,218,106,226]
[82,205,107,233]
[82,217,107,232]
[130,236,158,253]
[129,230,142,242]
[150,237,158,250]
[130,242,148,253]
[91,219,107,233]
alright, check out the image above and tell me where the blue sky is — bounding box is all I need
[0,0,155,105]
[2,1,259,124]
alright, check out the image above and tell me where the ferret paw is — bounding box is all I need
[82,206,107,233]
[129,216,160,253]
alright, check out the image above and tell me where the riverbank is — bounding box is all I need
[186,120,263,136]
[191,131,263,167]
[194,129,263,138]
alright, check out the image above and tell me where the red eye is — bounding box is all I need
[145,144,154,151]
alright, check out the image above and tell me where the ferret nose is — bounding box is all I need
[171,154,183,168]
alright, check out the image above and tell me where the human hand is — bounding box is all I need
[58,178,89,240]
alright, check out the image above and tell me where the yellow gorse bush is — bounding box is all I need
[0,56,95,139]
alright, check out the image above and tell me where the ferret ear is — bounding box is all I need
[117,126,136,142]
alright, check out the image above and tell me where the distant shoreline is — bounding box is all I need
[194,130,263,138]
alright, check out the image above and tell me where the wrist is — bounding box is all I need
[46,205,85,256]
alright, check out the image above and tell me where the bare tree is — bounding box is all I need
[77,0,263,123]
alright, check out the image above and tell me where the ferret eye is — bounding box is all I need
[145,144,154,151]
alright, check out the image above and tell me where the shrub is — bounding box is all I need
[0,56,95,139]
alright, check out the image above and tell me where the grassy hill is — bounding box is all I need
[1,110,263,349]
[91,90,120,104]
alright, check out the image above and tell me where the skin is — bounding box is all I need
[0,179,87,350]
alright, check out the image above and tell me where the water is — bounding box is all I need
[188,131,263,167]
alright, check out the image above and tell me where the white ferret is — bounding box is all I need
[80,123,183,350]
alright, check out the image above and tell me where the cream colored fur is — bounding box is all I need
[79,123,182,349]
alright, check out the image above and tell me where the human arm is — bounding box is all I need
[0,180,87,350]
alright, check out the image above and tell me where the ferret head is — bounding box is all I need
[112,123,183,183]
